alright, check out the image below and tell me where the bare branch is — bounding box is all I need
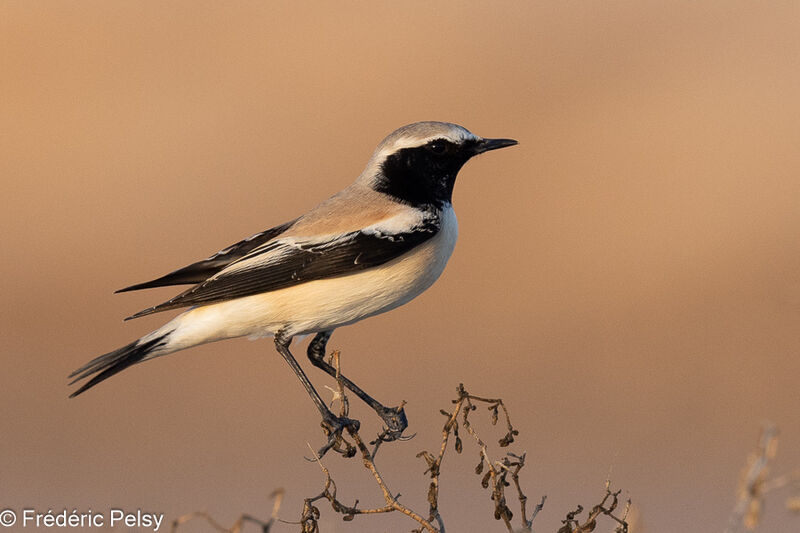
[726,423,800,532]
[556,484,630,533]
[171,372,638,533]
[170,489,283,533]
[415,383,544,532]
[298,352,438,532]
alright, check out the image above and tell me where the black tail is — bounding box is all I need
[68,334,169,398]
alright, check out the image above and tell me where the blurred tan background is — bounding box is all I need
[2,1,799,531]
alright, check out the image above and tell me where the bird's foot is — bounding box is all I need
[317,412,360,458]
[370,402,412,445]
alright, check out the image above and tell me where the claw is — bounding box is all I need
[370,403,409,445]
[378,403,408,432]
[317,413,360,458]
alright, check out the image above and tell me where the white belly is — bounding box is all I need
[165,206,458,349]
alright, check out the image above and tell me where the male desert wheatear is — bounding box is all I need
[69,121,517,450]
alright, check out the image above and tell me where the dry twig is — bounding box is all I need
[556,482,630,533]
[415,383,545,532]
[171,353,634,533]
[170,489,283,533]
[726,423,800,532]
[300,438,436,532]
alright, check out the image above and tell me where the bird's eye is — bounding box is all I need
[427,141,447,155]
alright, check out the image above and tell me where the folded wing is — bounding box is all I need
[126,212,440,319]
[116,219,298,293]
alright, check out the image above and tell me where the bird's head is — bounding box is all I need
[361,121,517,207]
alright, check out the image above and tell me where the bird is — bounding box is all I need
[69,121,517,450]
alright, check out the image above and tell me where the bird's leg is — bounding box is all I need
[307,331,408,443]
[274,330,359,457]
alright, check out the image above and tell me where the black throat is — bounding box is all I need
[374,139,477,208]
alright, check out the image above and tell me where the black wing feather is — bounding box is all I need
[127,215,440,319]
[115,219,297,293]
